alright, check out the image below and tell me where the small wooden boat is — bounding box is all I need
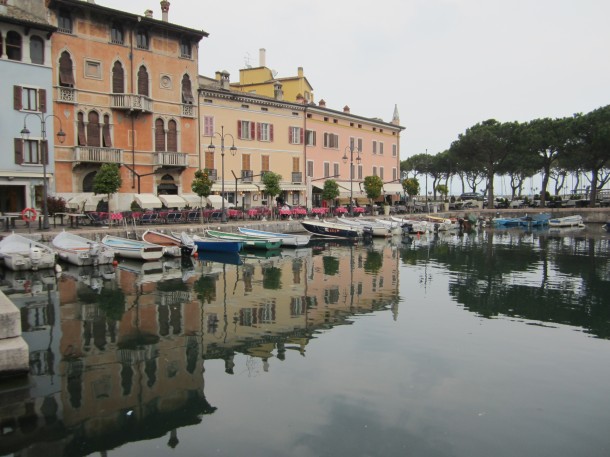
[205,229,283,250]
[142,229,195,257]
[549,215,584,228]
[301,219,361,238]
[237,227,310,247]
[0,233,56,271]
[191,234,243,253]
[101,235,164,261]
[52,231,115,266]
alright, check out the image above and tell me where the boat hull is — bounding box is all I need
[301,220,360,238]
[52,232,115,266]
[549,215,584,228]
[101,236,164,260]
[0,234,56,271]
[142,230,195,256]
[237,227,310,247]
[206,230,283,250]
[192,235,242,253]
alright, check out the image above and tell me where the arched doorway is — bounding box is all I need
[83,171,96,192]
[157,174,178,195]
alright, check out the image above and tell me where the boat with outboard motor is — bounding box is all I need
[52,231,115,266]
[0,233,56,271]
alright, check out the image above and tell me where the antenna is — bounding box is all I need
[244,52,252,68]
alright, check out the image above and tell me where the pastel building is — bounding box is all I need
[44,0,207,211]
[1,0,57,213]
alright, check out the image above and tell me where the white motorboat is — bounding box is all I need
[548,215,584,228]
[237,227,311,247]
[52,231,115,266]
[0,233,56,271]
[333,217,396,237]
[101,235,164,261]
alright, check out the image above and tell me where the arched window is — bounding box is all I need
[112,61,124,93]
[103,114,112,148]
[158,174,178,195]
[155,118,165,152]
[87,111,101,147]
[59,51,75,87]
[181,74,194,104]
[6,31,22,61]
[77,112,86,146]
[83,171,96,192]
[167,120,177,152]
[137,65,149,96]
[30,36,44,65]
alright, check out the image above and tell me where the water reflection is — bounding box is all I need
[0,238,399,455]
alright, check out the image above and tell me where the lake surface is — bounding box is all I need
[1,228,610,457]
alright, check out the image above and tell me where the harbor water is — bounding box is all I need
[1,228,610,456]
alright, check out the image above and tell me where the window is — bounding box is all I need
[6,31,22,61]
[393,168,397,181]
[58,51,75,87]
[138,66,149,96]
[77,112,86,145]
[373,166,377,177]
[167,120,177,152]
[305,130,316,146]
[23,140,41,164]
[323,133,339,149]
[112,61,124,92]
[379,142,384,155]
[87,111,101,147]
[22,87,38,111]
[333,163,339,177]
[103,114,112,148]
[261,155,270,171]
[85,60,101,79]
[30,36,44,64]
[324,162,330,177]
[358,164,363,179]
[238,120,255,140]
[380,167,384,180]
[372,141,377,154]
[180,37,192,58]
[307,160,314,177]
[358,138,363,152]
[155,118,166,152]
[289,127,303,144]
[258,123,273,142]
[392,144,397,157]
[111,23,124,45]
[58,9,72,33]
[14,86,46,112]
[203,116,214,137]
[181,74,194,104]
[136,29,149,50]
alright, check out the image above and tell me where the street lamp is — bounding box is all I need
[206,126,236,223]
[20,114,66,230]
[342,144,361,216]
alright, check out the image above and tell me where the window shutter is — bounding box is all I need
[87,112,101,147]
[138,66,149,96]
[41,141,49,165]
[155,118,165,152]
[237,120,242,139]
[112,61,124,93]
[293,157,299,172]
[13,86,22,110]
[181,75,194,104]
[299,128,304,144]
[59,51,75,86]
[313,131,316,145]
[257,123,261,140]
[289,127,293,144]
[167,120,177,152]
[14,138,23,164]
[269,124,274,142]
[103,121,112,148]
[38,89,46,113]
[250,122,255,140]
[77,114,87,146]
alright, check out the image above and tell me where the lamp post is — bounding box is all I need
[20,114,66,230]
[206,126,237,223]
[342,144,361,216]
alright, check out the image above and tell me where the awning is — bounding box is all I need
[67,193,92,210]
[237,184,260,192]
[180,194,204,207]
[383,183,404,194]
[84,194,106,211]
[134,193,162,209]
[281,184,306,191]
[312,180,361,192]
[158,194,187,208]
[205,195,234,209]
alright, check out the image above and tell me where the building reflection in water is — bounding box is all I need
[0,238,400,455]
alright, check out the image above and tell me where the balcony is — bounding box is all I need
[56,86,76,104]
[73,146,122,164]
[154,152,188,168]
[181,104,195,118]
[110,93,153,113]
[292,172,303,183]
[241,170,253,182]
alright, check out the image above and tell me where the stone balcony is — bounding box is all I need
[73,146,123,165]
[154,152,188,168]
[110,93,153,113]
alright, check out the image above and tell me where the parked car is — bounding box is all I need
[460,192,483,201]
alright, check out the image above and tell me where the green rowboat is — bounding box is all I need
[205,229,283,250]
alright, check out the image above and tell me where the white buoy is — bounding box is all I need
[55,264,62,273]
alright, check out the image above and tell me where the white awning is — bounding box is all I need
[205,195,234,209]
[158,194,187,208]
[134,193,162,209]
[282,184,307,191]
[67,193,92,210]
[383,183,404,194]
[180,194,204,207]
[84,194,106,211]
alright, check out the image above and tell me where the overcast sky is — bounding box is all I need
[100,0,610,162]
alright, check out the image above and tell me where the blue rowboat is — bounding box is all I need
[192,235,242,253]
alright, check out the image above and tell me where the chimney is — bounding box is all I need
[220,70,230,90]
[343,105,350,113]
[318,99,326,108]
[144,9,153,18]
[274,82,283,101]
[259,48,266,68]
[160,0,170,22]
[298,67,304,77]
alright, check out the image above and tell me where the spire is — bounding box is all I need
[392,104,400,125]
